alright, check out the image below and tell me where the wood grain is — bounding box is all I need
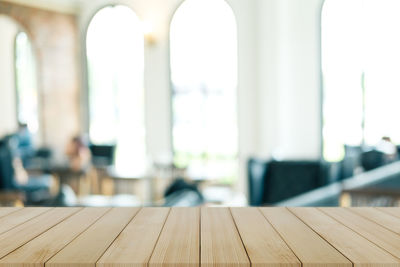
[231,208,300,267]
[0,207,109,267]
[291,207,400,267]
[148,207,199,267]
[0,207,396,267]
[0,208,21,219]
[46,207,140,267]
[320,208,400,260]
[201,207,249,267]
[348,207,400,235]
[0,207,80,260]
[97,207,170,267]
[0,207,50,235]
[378,207,400,220]
[260,207,351,267]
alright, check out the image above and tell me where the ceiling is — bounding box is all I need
[1,0,81,14]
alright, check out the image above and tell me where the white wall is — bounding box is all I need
[227,0,259,194]
[257,0,324,160]
[77,0,325,196]
[0,15,18,137]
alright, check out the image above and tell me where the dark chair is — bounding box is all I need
[263,160,327,204]
[340,145,362,179]
[344,145,363,156]
[247,158,268,206]
[163,178,204,207]
[0,139,18,190]
[326,161,342,183]
[396,145,400,160]
[24,147,53,173]
[248,158,328,205]
[360,149,386,171]
[89,144,115,167]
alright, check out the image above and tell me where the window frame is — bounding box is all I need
[168,0,239,181]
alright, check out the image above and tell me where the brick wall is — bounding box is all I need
[0,1,80,161]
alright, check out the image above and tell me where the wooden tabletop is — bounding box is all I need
[0,207,400,266]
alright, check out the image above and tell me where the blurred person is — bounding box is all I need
[13,157,29,185]
[15,123,35,166]
[0,135,52,204]
[376,136,397,160]
[65,135,91,172]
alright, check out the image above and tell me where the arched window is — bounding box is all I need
[170,0,238,181]
[86,5,146,174]
[0,15,38,136]
[15,31,39,133]
[322,0,400,161]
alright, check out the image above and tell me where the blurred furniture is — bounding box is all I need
[201,185,247,206]
[276,160,400,207]
[0,191,25,206]
[247,158,268,206]
[25,147,53,173]
[163,178,203,206]
[106,167,152,203]
[0,207,399,266]
[88,144,115,194]
[50,165,88,196]
[89,144,115,167]
[248,158,329,205]
[340,145,362,179]
[341,187,400,206]
[360,149,386,171]
[265,160,328,203]
[163,189,203,206]
[339,146,394,180]
[57,165,151,207]
[0,137,52,205]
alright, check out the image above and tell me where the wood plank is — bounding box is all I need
[0,207,397,267]
[201,207,249,267]
[47,207,140,267]
[98,207,170,267]
[231,208,300,267]
[378,207,400,221]
[350,207,400,235]
[0,207,50,235]
[0,208,21,219]
[260,208,350,267]
[0,207,81,260]
[0,207,110,267]
[149,207,199,267]
[290,207,400,267]
[320,207,400,260]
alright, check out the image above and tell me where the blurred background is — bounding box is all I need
[1,0,400,208]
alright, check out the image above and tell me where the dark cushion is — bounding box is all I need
[248,158,328,205]
[263,161,324,204]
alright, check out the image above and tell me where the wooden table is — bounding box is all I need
[0,207,400,266]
